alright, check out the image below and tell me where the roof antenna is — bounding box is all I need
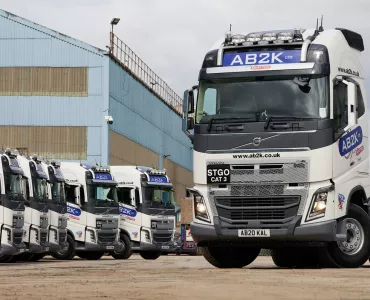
[319,15,324,32]
[229,24,232,32]
[314,18,319,36]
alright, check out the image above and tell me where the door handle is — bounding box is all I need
[225,124,244,131]
[270,123,289,130]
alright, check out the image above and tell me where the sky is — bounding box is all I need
[1,0,370,96]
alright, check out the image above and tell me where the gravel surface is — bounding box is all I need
[1,255,369,300]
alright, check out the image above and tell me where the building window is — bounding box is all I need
[0,67,88,97]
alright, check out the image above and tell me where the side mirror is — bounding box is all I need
[343,79,358,127]
[130,189,136,207]
[187,116,194,130]
[182,86,198,139]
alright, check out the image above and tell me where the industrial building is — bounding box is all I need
[0,9,193,201]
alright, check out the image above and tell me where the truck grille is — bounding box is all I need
[216,196,299,208]
[40,216,48,229]
[13,231,23,245]
[153,233,172,244]
[59,231,67,242]
[216,196,300,224]
[12,215,24,229]
[97,232,116,245]
[40,231,48,243]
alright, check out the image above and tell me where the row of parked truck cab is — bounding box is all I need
[0,148,177,263]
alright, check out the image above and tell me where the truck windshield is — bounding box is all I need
[32,178,48,203]
[4,173,24,201]
[196,75,328,123]
[87,184,118,206]
[50,181,66,205]
[144,187,176,208]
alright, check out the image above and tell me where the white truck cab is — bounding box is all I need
[182,26,370,268]
[111,166,176,260]
[41,161,68,254]
[17,154,49,261]
[0,149,26,262]
[51,163,123,260]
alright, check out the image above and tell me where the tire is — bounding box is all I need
[139,251,161,260]
[6,255,19,263]
[326,204,370,268]
[76,251,88,259]
[202,246,260,268]
[28,253,46,262]
[50,234,75,260]
[271,248,320,268]
[0,255,13,263]
[111,234,132,260]
[84,252,104,260]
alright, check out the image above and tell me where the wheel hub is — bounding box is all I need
[337,218,364,256]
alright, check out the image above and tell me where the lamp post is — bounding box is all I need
[110,18,120,54]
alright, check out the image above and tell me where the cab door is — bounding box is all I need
[332,78,369,218]
[65,184,86,242]
[117,187,141,243]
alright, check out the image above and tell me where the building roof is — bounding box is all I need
[0,9,106,56]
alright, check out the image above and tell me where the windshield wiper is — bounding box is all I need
[207,116,254,132]
[264,116,315,130]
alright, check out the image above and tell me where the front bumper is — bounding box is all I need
[0,242,27,256]
[85,240,124,253]
[191,216,344,247]
[140,242,176,252]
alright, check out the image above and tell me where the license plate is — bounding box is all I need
[45,247,49,251]
[161,245,170,250]
[19,249,25,253]
[106,246,114,250]
[238,229,270,237]
[207,164,231,184]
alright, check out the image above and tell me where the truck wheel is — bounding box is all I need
[326,204,370,268]
[76,251,88,259]
[202,246,260,268]
[0,255,13,263]
[84,252,104,260]
[28,253,46,262]
[112,234,132,259]
[271,248,320,268]
[139,251,161,260]
[51,234,75,260]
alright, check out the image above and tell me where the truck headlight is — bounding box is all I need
[306,185,333,221]
[193,192,210,223]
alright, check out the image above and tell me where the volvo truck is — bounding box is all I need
[51,163,122,260]
[42,161,68,254]
[17,154,49,261]
[0,149,26,263]
[182,25,369,268]
[110,166,176,260]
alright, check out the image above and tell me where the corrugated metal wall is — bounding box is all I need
[109,59,193,171]
[0,126,87,159]
[0,10,109,164]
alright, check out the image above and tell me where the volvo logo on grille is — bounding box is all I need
[253,137,262,146]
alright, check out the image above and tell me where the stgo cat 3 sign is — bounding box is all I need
[207,164,231,184]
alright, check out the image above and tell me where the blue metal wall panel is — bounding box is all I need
[109,60,193,171]
[0,9,109,165]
